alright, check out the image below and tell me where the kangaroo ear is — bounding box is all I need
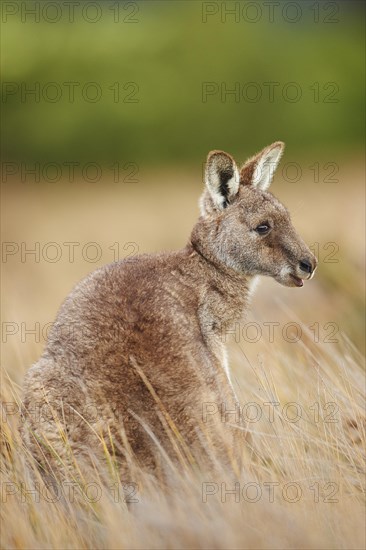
[204,150,240,210]
[240,141,284,191]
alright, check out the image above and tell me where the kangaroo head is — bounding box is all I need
[191,141,317,287]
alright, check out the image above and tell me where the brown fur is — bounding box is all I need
[21,142,317,479]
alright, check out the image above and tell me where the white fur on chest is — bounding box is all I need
[221,345,233,387]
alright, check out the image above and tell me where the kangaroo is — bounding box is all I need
[21,141,317,480]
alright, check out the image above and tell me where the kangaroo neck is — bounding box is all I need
[187,238,252,327]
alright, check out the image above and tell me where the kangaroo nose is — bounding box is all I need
[299,259,313,274]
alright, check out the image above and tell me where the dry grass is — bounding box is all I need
[1,160,365,549]
[1,333,365,549]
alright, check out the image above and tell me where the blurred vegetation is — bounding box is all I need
[1,0,365,165]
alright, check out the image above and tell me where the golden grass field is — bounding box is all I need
[1,156,365,549]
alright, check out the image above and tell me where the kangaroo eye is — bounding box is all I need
[255,223,271,235]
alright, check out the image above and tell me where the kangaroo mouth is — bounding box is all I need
[289,274,304,287]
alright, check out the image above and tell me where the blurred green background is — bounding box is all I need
[1,0,365,165]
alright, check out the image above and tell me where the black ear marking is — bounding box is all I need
[219,168,234,208]
[205,150,239,211]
